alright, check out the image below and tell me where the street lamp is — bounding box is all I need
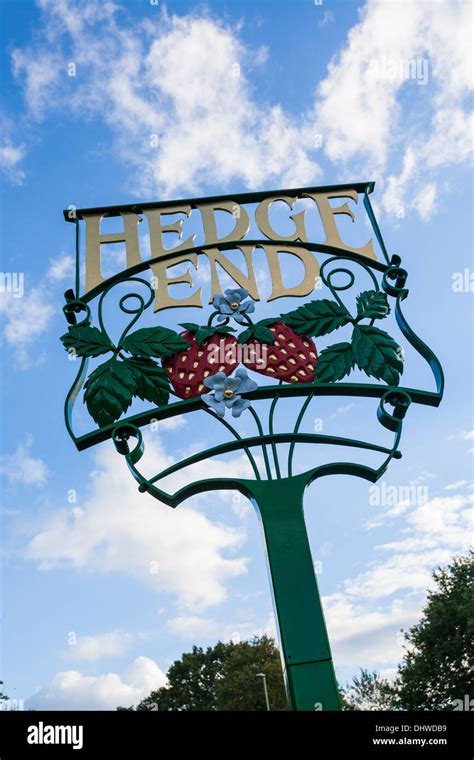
[256,673,270,711]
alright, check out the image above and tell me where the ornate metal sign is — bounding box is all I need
[60,183,443,710]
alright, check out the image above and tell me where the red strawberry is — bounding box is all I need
[162,324,238,399]
[241,320,317,383]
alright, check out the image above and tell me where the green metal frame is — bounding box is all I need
[60,183,444,711]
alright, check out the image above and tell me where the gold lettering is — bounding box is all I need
[255,196,307,242]
[259,244,320,301]
[304,190,376,259]
[149,253,202,312]
[83,211,142,294]
[144,206,196,259]
[203,246,260,303]
[200,201,250,244]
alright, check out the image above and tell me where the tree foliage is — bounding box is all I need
[120,636,287,711]
[340,669,397,711]
[118,554,473,712]
[342,552,473,711]
[394,551,474,710]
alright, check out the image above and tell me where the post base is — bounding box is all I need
[246,474,341,711]
[286,659,341,711]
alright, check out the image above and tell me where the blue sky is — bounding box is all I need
[0,0,472,710]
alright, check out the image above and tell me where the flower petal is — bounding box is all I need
[225,392,241,408]
[234,288,250,300]
[225,376,242,392]
[202,393,226,417]
[212,294,225,309]
[241,300,255,314]
[224,288,245,304]
[203,371,227,391]
[234,367,258,393]
[231,398,251,417]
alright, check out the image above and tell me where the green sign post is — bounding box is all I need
[60,183,443,710]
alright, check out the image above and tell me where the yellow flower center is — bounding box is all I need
[224,389,234,399]
[230,301,239,310]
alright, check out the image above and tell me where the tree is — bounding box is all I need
[137,641,229,711]
[341,552,473,711]
[340,669,397,711]
[214,635,287,711]
[121,553,473,711]
[394,551,474,710]
[121,636,288,711]
[0,681,8,703]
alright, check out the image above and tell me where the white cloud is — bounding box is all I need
[166,614,276,643]
[325,593,419,668]
[412,182,437,221]
[423,108,474,170]
[154,415,187,431]
[0,142,25,184]
[318,11,334,30]
[11,50,62,121]
[444,480,470,490]
[324,488,473,672]
[312,0,473,219]
[0,434,48,485]
[8,1,471,216]
[12,2,320,196]
[0,113,26,184]
[343,547,453,600]
[0,284,55,368]
[26,434,251,610]
[64,631,133,662]
[47,255,75,281]
[27,656,166,710]
[314,1,419,169]
[329,403,354,420]
[0,254,78,368]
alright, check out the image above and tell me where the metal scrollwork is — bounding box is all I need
[60,243,444,507]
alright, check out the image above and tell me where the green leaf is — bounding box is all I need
[60,325,114,358]
[84,357,136,427]
[237,320,275,345]
[282,299,351,336]
[122,327,189,358]
[352,325,403,385]
[126,358,170,407]
[193,327,215,345]
[179,322,200,332]
[314,342,354,383]
[254,325,275,343]
[212,325,237,334]
[238,326,254,344]
[179,323,236,346]
[356,290,391,320]
[200,327,235,345]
